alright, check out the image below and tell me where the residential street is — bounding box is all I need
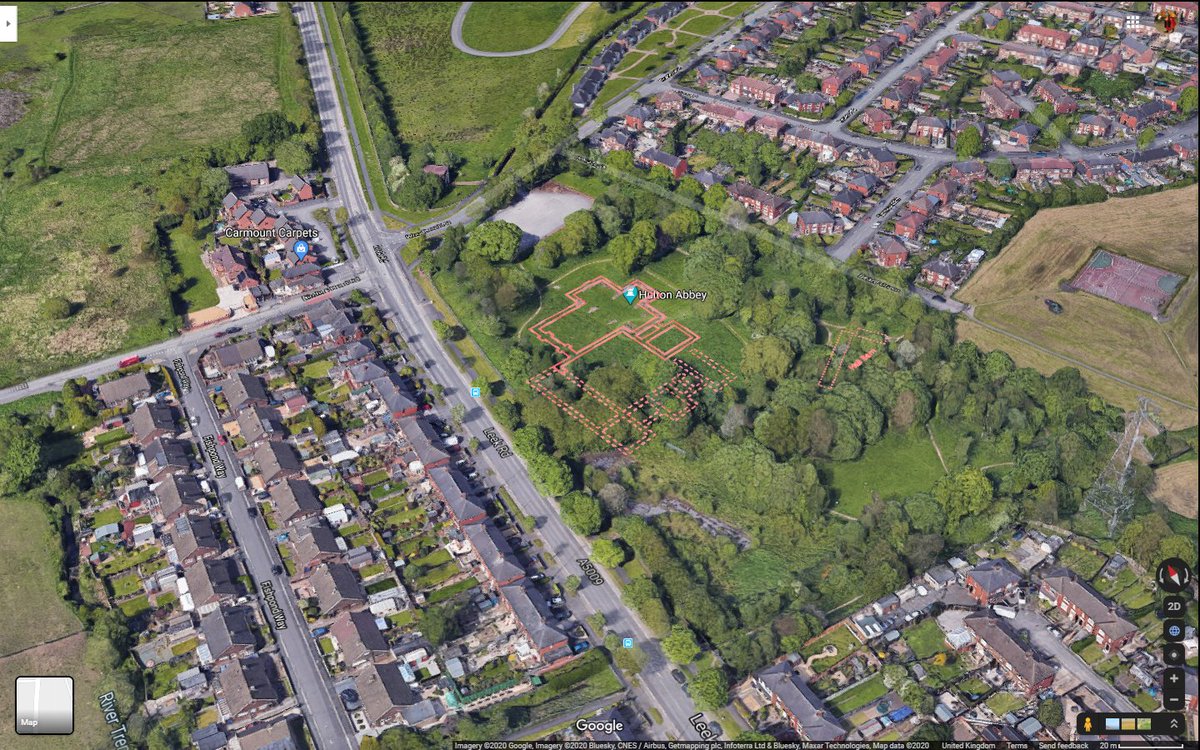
[1010,608,1138,713]
[297,2,708,740]
[0,4,1195,746]
[177,348,361,750]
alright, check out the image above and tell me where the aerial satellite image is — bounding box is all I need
[0,2,1196,749]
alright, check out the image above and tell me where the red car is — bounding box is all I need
[217,435,228,445]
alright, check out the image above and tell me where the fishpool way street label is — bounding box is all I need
[202,434,227,477]
[261,581,288,629]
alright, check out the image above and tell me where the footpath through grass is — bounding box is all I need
[459,2,578,52]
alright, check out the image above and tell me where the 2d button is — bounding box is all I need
[1161,595,1185,618]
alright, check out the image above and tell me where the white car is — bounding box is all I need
[916,585,928,597]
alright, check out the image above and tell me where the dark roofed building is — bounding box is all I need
[964,612,1055,695]
[1040,568,1138,651]
[219,372,269,412]
[355,661,422,729]
[965,558,1022,605]
[728,181,791,222]
[369,373,420,421]
[130,401,177,446]
[312,563,367,617]
[97,372,153,408]
[332,609,392,668]
[186,557,242,611]
[174,515,222,567]
[152,473,207,522]
[429,465,487,527]
[213,339,266,371]
[753,661,847,741]
[237,405,285,448]
[225,161,271,188]
[253,441,304,484]
[201,606,258,664]
[398,416,450,470]
[145,437,193,478]
[289,524,344,577]
[500,582,569,660]
[218,657,283,722]
[919,253,963,287]
[269,479,323,526]
[466,523,525,586]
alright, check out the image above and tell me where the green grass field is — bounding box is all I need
[459,2,577,52]
[800,625,862,673]
[825,427,946,517]
[0,499,81,657]
[0,6,288,387]
[352,2,610,181]
[985,691,1028,717]
[829,674,887,715]
[904,618,946,660]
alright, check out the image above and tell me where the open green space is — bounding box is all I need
[0,498,82,657]
[680,13,733,36]
[1057,543,1106,580]
[91,507,124,526]
[459,2,577,53]
[825,427,945,517]
[800,625,861,674]
[0,632,111,749]
[349,2,611,181]
[0,6,289,386]
[425,576,479,604]
[829,674,886,715]
[904,618,947,660]
[109,573,142,599]
[985,691,1027,717]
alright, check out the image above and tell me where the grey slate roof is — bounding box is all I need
[755,662,846,741]
[466,523,524,584]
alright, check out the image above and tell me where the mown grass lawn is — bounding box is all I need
[986,691,1028,717]
[459,2,576,52]
[829,674,886,715]
[0,7,286,387]
[800,625,862,674]
[904,618,947,660]
[825,427,945,517]
[352,2,610,180]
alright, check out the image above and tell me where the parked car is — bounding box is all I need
[671,669,687,685]
[271,564,284,575]
[932,294,946,303]
[247,507,259,518]
[224,326,242,334]
[550,596,564,605]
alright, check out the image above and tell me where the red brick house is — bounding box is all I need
[907,193,941,216]
[873,237,909,267]
[822,66,859,96]
[880,80,919,111]
[1097,50,1123,75]
[894,211,927,240]
[794,210,838,236]
[1038,1,1094,23]
[624,105,654,130]
[1016,24,1070,50]
[902,65,932,86]
[753,663,847,741]
[656,90,684,112]
[782,92,826,114]
[850,55,878,77]
[865,147,898,177]
[698,101,755,129]
[1152,1,1197,23]
[911,115,947,140]
[964,613,1056,696]
[949,160,987,182]
[997,41,1050,68]
[848,173,881,196]
[1033,79,1077,114]
[729,181,791,222]
[730,75,784,105]
[754,116,788,140]
[830,189,862,217]
[1040,568,1138,651]
[636,148,687,179]
[861,107,893,133]
[1073,36,1104,58]
[1119,100,1170,130]
[928,178,960,205]
[989,69,1023,93]
[980,85,1021,119]
[965,559,1021,605]
[927,1,952,15]
[922,47,957,76]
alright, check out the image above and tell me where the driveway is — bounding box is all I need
[451,2,592,57]
[1010,607,1137,712]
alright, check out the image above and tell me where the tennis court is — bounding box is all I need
[1070,250,1183,316]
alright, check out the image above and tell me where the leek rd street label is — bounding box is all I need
[483,427,512,458]
[261,581,288,629]
[404,220,450,239]
[202,435,227,478]
[689,712,715,739]
[373,244,390,263]
[172,358,191,393]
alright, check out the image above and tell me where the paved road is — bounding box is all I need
[177,347,360,750]
[1010,608,1137,713]
[450,1,593,58]
[299,3,706,740]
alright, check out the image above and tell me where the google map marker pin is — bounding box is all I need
[293,239,310,262]
[622,286,638,305]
